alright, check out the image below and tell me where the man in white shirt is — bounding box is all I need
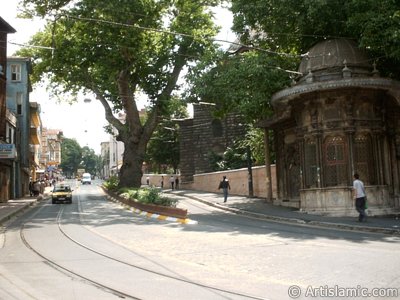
[353,173,366,222]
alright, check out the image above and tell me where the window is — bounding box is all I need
[323,136,347,186]
[17,92,23,115]
[11,64,21,81]
[354,134,375,185]
[304,139,318,187]
[211,119,223,137]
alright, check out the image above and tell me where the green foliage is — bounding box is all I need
[103,176,119,191]
[18,0,223,188]
[145,97,188,173]
[185,49,294,123]
[60,138,82,177]
[81,146,101,175]
[119,187,177,207]
[208,144,247,171]
[230,0,400,79]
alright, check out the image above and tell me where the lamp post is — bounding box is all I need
[246,145,254,198]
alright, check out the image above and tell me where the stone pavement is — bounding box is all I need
[0,186,52,225]
[167,189,400,235]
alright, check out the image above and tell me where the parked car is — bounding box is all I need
[52,184,73,204]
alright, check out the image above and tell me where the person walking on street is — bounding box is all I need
[170,175,175,190]
[353,173,367,222]
[218,176,231,203]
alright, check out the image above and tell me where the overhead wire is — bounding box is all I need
[4,11,388,76]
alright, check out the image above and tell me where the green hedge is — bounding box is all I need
[103,178,177,207]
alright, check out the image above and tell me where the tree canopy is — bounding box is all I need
[230,0,400,79]
[18,0,222,187]
[60,138,82,177]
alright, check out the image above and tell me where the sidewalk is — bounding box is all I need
[167,189,400,235]
[0,187,52,225]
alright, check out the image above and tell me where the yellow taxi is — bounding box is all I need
[52,184,73,204]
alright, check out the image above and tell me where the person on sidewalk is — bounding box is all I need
[170,175,175,190]
[29,179,34,197]
[218,176,231,203]
[353,173,367,222]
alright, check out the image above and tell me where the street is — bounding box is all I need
[1,180,399,300]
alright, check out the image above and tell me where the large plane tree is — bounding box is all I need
[18,0,221,187]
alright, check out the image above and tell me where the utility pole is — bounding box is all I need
[247,146,254,197]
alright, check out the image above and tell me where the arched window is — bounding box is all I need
[323,136,347,186]
[211,119,223,137]
[354,134,375,185]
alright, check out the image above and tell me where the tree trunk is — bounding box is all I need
[118,139,146,188]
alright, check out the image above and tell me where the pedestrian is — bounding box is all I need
[33,181,40,196]
[160,176,164,189]
[218,176,231,203]
[353,173,367,222]
[39,180,45,194]
[170,175,175,190]
[175,177,179,190]
[29,180,34,196]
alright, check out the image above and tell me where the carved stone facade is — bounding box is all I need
[177,103,246,184]
[261,39,400,215]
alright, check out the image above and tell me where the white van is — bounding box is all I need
[82,173,92,185]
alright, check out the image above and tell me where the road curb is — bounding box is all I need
[106,194,198,225]
[174,192,400,235]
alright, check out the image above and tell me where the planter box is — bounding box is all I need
[103,187,188,219]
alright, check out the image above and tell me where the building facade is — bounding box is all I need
[6,57,32,198]
[261,39,400,215]
[0,17,16,202]
[100,141,110,179]
[29,102,42,181]
[40,128,63,181]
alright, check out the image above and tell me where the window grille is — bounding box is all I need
[304,139,318,187]
[354,134,375,185]
[323,136,347,186]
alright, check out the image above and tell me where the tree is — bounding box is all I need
[145,97,188,173]
[60,138,82,178]
[18,0,221,188]
[80,146,100,175]
[186,50,295,123]
[230,0,400,79]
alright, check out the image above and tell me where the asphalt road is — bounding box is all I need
[1,181,399,300]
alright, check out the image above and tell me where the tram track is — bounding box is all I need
[16,189,268,300]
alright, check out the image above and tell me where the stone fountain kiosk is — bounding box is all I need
[260,39,400,216]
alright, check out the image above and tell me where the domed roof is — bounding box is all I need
[298,39,371,75]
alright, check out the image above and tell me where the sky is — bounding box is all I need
[2,2,234,154]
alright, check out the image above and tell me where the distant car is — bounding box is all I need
[82,173,92,185]
[52,184,73,204]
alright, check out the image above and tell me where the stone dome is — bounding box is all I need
[298,39,372,75]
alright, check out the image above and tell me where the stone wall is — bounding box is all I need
[177,103,247,184]
[181,165,277,199]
